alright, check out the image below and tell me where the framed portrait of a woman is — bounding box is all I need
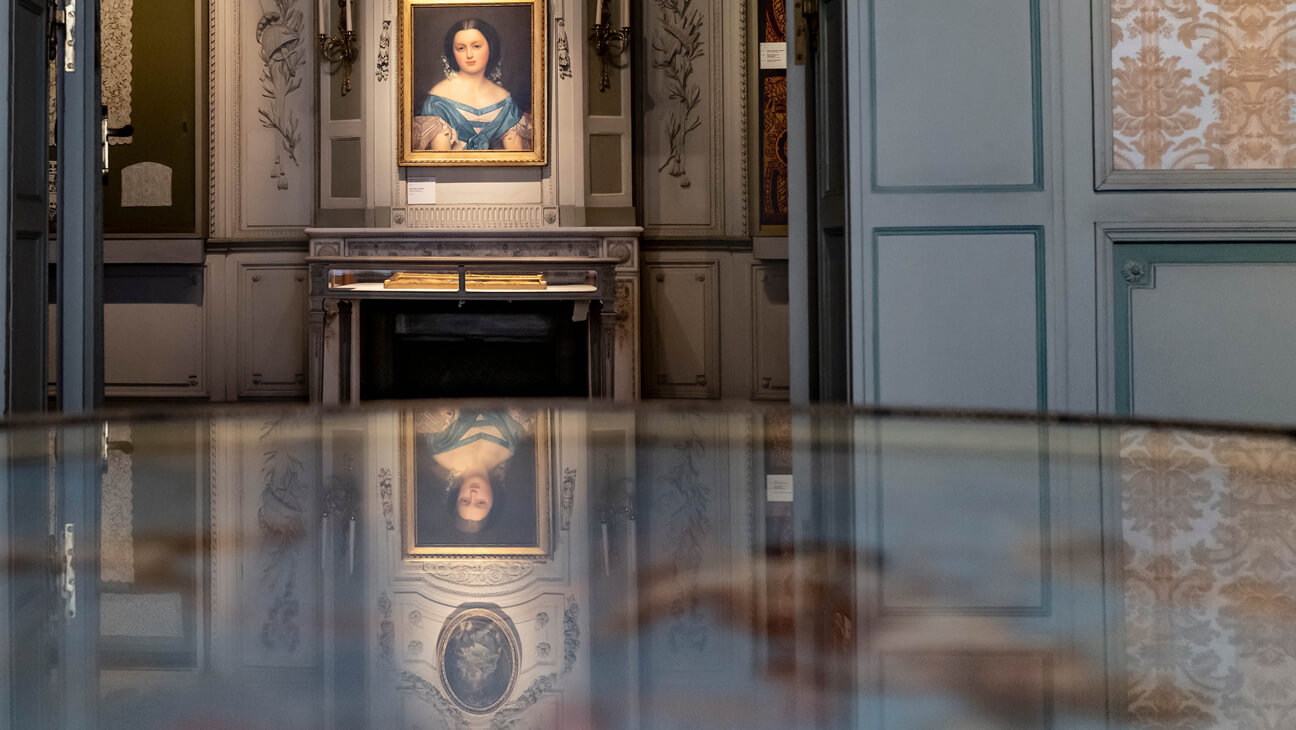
[403,408,552,557]
[398,0,547,166]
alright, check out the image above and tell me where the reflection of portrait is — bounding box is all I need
[437,608,519,714]
[399,0,546,166]
[405,408,551,557]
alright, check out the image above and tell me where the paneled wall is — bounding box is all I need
[641,247,789,400]
[831,0,1296,424]
[638,0,749,239]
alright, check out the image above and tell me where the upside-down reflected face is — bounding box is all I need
[457,474,494,522]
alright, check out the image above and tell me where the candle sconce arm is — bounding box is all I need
[318,0,359,96]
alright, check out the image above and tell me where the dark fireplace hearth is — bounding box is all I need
[359,299,590,399]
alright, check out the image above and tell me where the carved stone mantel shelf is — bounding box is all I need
[304,227,642,403]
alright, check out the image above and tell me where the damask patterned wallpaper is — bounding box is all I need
[1111,0,1296,169]
[1122,429,1296,727]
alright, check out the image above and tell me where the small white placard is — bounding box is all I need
[766,474,793,502]
[407,180,437,205]
[760,42,788,70]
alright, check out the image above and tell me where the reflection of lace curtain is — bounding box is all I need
[101,0,133,144]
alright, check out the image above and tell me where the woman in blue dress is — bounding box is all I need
[416,408,535,540]
[414,18,532,151]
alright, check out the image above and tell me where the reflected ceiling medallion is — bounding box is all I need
[437,606,520,714]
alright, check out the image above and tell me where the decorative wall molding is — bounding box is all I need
[399,670,467,727]
[560,467,576,531]
[642,0,748,238]
[376,20,392,82]
[379,467,395,530]
[379,592,395,666]
[211,0,315,237]
[335,236,601,259]
[420,561,536,586]
[1096,223,1296,414]
[651,0,707,187]
[658,414,711,653]
[256,416,309,655]
[555,16,573,80]
[403,204,551,230]
[562,595,580,675]
[490,673,556,729]
[256,0,307,190]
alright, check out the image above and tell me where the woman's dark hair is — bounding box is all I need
[443,18,502,75]
[442,461,510,534]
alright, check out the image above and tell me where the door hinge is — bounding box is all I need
[61,523,76,620]
[794,0,820,65]
[63,0,76,71]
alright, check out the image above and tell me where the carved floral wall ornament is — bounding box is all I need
[656,414,711,654]
[1111,0,1296,170]
[377,20,393,81]
[556,16,573,80]
[651,0,705,187]
[421,561,536,585]
[379,466,396,530]
[1122,429,1296,727]
[257,0,307,189]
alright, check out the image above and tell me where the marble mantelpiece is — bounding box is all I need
[304,228,641,403]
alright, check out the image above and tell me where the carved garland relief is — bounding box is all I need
[257,0,307,189]
[652,0,707,187]
[1112,0,1296,170]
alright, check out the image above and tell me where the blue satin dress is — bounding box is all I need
[420,94,522,150]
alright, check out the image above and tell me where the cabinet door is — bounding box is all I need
[751,263,790,400]
[235,259,309,398]
[643,261,721,399]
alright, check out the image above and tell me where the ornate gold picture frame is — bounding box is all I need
[403,408,552,558]
[398,0,547,166]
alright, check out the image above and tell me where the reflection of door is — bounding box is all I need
[2,0,103,722]
[806,0,850,404]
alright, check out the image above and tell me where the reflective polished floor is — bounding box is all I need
[2,401,1288,728]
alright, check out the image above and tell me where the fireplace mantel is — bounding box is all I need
[304,228,641,402]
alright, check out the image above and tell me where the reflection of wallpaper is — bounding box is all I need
[1122,429,1296,727]
[1111,0,1296,170]
[102,0,134,144]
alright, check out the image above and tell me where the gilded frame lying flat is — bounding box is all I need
[398,0,547,166]
[403,408,552,558]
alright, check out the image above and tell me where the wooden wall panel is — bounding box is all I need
[640,0,748,238]
[643,261,721,399]
[751,262,790,400]
[874,228,1044,410]
[871,0,1041,190]
[233,257,309,397]
[105,303,207,397]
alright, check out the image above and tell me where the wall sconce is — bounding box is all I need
[589,0,630,92]
[319,0,358,95]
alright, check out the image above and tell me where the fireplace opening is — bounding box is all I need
[359,299,590,399]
